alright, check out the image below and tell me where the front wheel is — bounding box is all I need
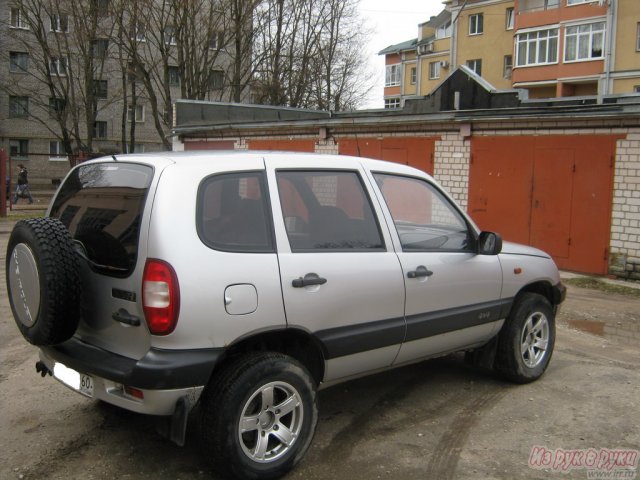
[495,293,556,384]
[199,352,318,479]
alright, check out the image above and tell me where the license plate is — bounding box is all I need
[53,362,94,397]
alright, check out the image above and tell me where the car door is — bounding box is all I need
[265,156,406,382]
[369,172,506,365]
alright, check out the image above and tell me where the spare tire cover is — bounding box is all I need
[6,217,81,345]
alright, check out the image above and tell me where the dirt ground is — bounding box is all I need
[0,220,638,480]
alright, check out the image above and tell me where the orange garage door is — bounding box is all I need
[248,139,316,152]
[469,135,622,274]
[338,137,437,175]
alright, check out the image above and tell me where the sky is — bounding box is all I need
[359,0,445,108]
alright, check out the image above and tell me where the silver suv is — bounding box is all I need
[6,152,565,479]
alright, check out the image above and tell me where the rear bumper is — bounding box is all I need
[39,338,224,415]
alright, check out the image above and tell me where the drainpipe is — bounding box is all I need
[602,0,616,99]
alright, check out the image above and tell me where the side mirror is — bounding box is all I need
[478,231,502,255]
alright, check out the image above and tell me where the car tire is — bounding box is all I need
[494,293,555,384]
[199,352,318,480]
[6,217,81,346]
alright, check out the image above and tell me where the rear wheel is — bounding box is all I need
[199,352,318,479]
[495,293,555,383]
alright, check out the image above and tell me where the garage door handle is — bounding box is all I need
[407,266,433,279]
[112,308,141,326]
[292,274,327,288]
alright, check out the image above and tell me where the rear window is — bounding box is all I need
[50,162,153,277]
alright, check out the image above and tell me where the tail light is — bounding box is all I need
[142,259,180,335]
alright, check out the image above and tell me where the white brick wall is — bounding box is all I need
[434,133,470,209]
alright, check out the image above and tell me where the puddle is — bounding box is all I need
[566,319,605,336]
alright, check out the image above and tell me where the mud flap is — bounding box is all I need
[157,396,189,446]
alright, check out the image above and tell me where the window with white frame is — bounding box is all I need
[564,22,605,62]
[384,98,401,109]
[126,143,145,153]
[567,0,598,5]
[9,52,29,72]
[636,23,640,51]
[127,105,144,122]
[436,20,452,39]
[385,64,401,87]
[506,8,514,30]
[429,61,440,80]
[504,55,513,79]
[164,26,177,45]
[516,28,559,66]
[50,14,69,32]
[49,141,67,160]
[469,14,483,35]
[10,139,29,159]
[635,85,640,93]
[410,67,417,84]
[10,7,29,29]
[130,22,146,42]
[49,56,68,76]
[209,31,224,50]
[466,59,482,75]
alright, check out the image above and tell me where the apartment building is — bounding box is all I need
[380,0,640,106]
[0,0,243,181]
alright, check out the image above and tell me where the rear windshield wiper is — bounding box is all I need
[72,240,129,272]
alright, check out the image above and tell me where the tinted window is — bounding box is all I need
[198,172,274,253]
[50,162,153,276]
[374,174,471,252]
[277,171,383,251]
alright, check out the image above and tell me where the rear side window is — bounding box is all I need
[197,172,274,253]
[50,162,153,277]
[276,170,384,251]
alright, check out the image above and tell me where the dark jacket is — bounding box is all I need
[17,168,28,186]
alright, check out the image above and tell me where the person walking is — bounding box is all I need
[12,164,34,204]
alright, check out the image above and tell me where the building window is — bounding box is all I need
[127,105,144,122]
[10,7,29,29]
[50,14,69,32]
[469,14,483,35]
[636,23,640,51]
[385,64,401,87]
[410,67,417,84]
[565,22,605,62]
[384,98,401,109]
[126,143,145,153]
[506,8,514,30]
[90,0,109,16]
[93,79,108,99]
[209,31,224,50]
[130,22,146,42]
[49,56,68,76]
[503,55,513,79]
[436,20,452,39]
[9,96,29,118]
[91,38,109,58]
[10,139,29,159]
[49,97,66,118]
[429,61,440,80]
[49,141,67,161]
[9,52,29,73]
[567,0,597,5]
[466,59,482,75]
[168,66,180,86]
[516,28,559,66]
[634,85,640,93]
[94,121,108,139]
[209,70,224,90]
[164,26,177,46]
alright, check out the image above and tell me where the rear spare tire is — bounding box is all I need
[6,217,81,345]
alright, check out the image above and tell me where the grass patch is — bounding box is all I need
[564,277,640,298]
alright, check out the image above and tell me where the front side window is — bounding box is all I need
[565,22,605,62]
[374,174,471,252]
[10,51,29,72]
[385,64,401,87]
[198,172,274,253]
[469,14,484,35]
[429,61,440,79]
[516,28,559,66]
[277,171,383,252]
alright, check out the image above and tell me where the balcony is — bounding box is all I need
[518,0,559,13]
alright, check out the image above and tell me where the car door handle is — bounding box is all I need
[112,308,141,326]
[407,266,433,279]
[292,273,327,288]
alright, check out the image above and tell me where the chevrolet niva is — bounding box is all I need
[6,152,565,479]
